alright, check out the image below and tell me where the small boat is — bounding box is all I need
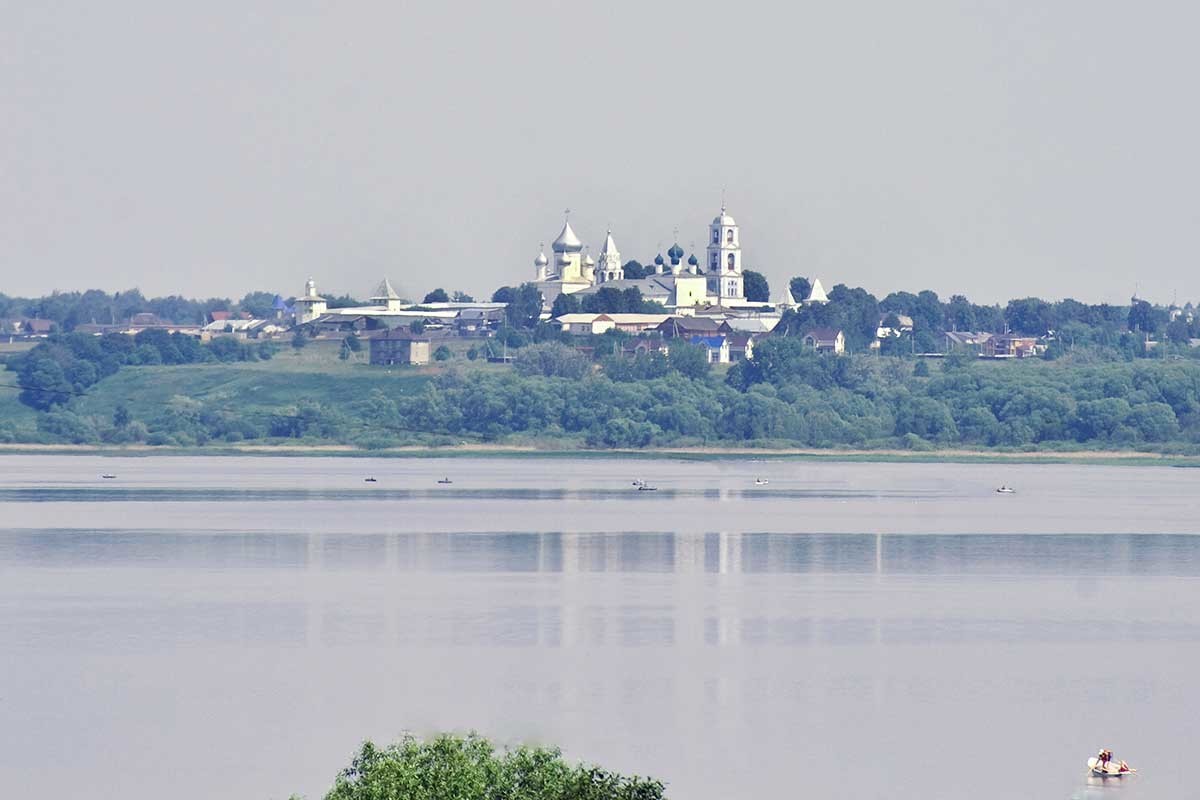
[1087,757,1135,777]
[437,478,453,485]
[637,484,658,492]
[364,477,377,483]
[996,486,1015,494]
[100,474,117,479]
[754,478,769,486]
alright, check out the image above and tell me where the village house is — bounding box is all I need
[200,318,286,341]
[368,328,435,366]
[984,334,1043,358]
[554,313,670,336]
[802,328,846,354]
[656,316,732,339]
[944,331,993,353]
[26,319,55,336]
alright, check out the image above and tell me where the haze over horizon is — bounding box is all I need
[4,1,1199,306]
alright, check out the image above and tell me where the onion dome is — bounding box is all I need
[534,250,549,267]
[687,253,698,266]
[551,220,583,253]
[667,243,685,263]
[654,253,665,266]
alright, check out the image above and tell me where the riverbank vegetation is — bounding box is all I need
[3,334,1200,453]
[312,733,664,800]
[5,281,1200,452]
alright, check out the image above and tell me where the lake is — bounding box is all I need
[1,454,1197,799]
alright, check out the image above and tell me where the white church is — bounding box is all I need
[531,206,765,313]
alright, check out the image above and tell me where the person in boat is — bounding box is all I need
[1096,749,1113,768]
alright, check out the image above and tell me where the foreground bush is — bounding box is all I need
[321,733,666,800]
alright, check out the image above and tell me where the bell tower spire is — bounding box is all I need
[705,202,743,303]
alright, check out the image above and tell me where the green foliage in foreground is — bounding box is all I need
[321,734,665,800]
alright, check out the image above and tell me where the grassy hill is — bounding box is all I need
[0,348,445,442]
[71,359,435,422]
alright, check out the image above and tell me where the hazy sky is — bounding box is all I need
[3,1,1198,305]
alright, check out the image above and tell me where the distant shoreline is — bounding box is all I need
[0,442,1196,467]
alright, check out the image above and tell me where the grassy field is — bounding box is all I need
[69,358,436,422]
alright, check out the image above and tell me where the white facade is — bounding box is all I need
[705,208,744,303]
[596,231,624,284]
[294,278,327,324]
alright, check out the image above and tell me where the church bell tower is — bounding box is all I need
[705,205,743,302]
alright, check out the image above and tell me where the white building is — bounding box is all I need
[294,278,327,324]
[293,278,505,330]
[705,206,744,302]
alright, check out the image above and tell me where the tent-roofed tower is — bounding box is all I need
[705,204,744,303]
[371,278,404,313]
[806,278,829,304]
[596,230,623,284]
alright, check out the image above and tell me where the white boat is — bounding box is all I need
[437,478,453,485]
[996,486,1015,494]
[754,479,769,486]
[1087,757,1135,777]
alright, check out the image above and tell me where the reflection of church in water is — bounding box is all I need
[531,206,758,311]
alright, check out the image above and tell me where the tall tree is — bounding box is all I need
[497,283,543,329]
[1127,299,1166,334]
[743,270,770,302]
[1005,297,1056,335]
[789,277,812,304]
[550,292,581,318]
[238,291,277,318]
[423,288,450,304]
[622,260,647,279]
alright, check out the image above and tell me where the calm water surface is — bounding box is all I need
[1,455,1198,799]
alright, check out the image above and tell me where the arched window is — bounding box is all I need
[727,253,736,270]
[710,253,718,268]
[726,229,734,244]
[712,230,719,244]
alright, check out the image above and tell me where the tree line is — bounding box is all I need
[13,336,1200,452]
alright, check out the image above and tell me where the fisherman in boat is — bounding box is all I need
[1096,749,1112,769]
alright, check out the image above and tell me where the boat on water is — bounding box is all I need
[364,477,377,483]
[754,478,769,486]
[996,486,1015,494]
[100,474,117,479]
[437,478,453,485]
[637,485,658,492]
[1087,757,1135,777]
